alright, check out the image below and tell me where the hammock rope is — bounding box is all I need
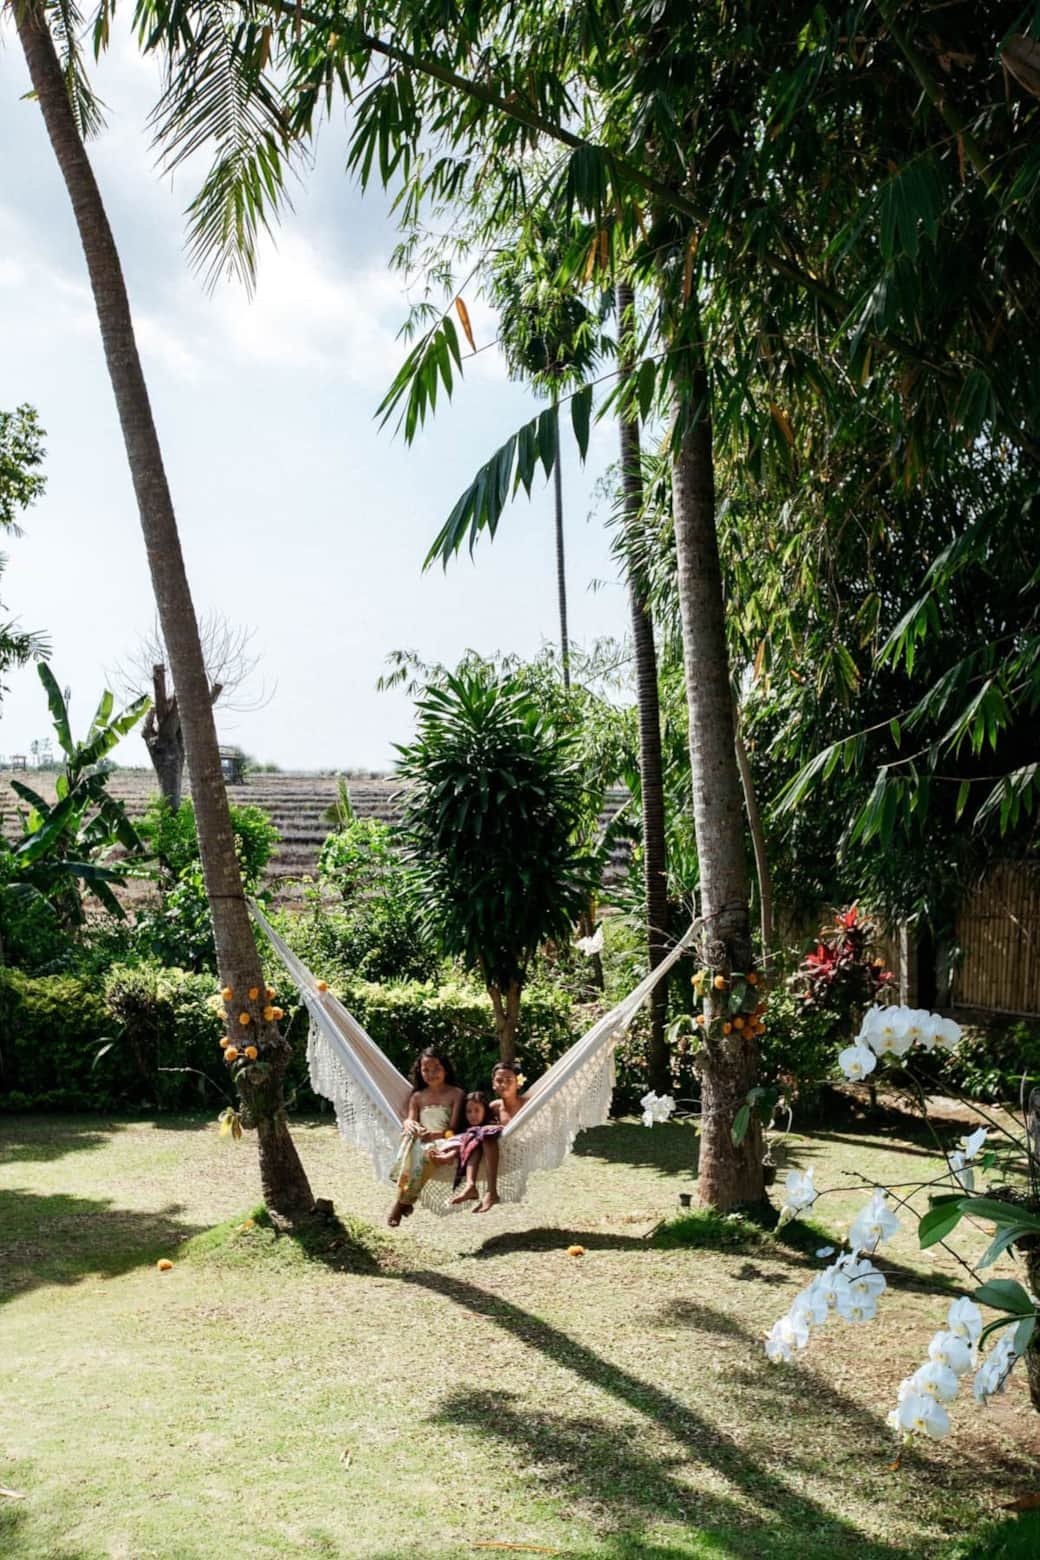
[250,901,698,1213]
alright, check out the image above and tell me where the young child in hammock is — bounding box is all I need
[424,1091,502,1208]
[387,1047,464,1226]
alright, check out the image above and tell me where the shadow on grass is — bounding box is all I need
[573,1119,699,1177]
[0,1117,119,1165]
[474,1224,655,1257]
[409,1265,910,1560]
[0,1499,94,1560]
[0,1188,202,1306]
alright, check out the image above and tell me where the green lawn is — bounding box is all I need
[0,1110,1035,1559]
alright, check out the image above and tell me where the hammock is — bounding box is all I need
[251,902,697,1214]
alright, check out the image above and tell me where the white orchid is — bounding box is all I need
[909,1360,960,1402]
[639,1090,676,1128]
[894,1392,951,1439]
[928,1330,972,1376]
[838,1042,878,1081]
[835,1290,878,1324]
[842,1256,887,1302]
[932,1015,963,1051]
[903,1008,937,1050]
[960,1126,988,1161]
[815,1245,836,1258]
[860,1007,912,1058]
[946,1297,983,1346]
[947,1150,975,1192]
[777,1167,817,1227]
[765,1314,808,1362]
[973,1335,1018,1404]
[810,1266,852,1312]
[848,1190,900,1250]
[576,926,604,958]
[790,1285,830,1327]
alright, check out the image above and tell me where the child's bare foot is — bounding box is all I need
[474,1192,499,1214]
[387,1201,405,1227]
[400,1201,414,1218]
[450,1185,478,1205]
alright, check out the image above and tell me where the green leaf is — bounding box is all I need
[1014,1315,1036,1353]
[973,1278,1035,1315]
[958,1197,1040,1232]
[570,384,592,460]
[37,662,72,754]
[918,1200,964,1248]
[731,1103,751,1146]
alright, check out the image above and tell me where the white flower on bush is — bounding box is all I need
[848,1190,900,1250]
[640,1090,675,1128]
[764,1249,890,1364]
[843,1255,887,1303]
[973,1335,1018,1404]
[838,1042,878,1081]
[947,1130,986,1190]
[777,1168,817,1227]
[907,1360,960,1402]
[765,1314,808,1362]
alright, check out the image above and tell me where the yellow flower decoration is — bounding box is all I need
[263,1005,275,1021]
[515,1073,527,1089]
[221,986,233,1002]
[244,1045,258,1061]
[238,1012,251,1026]
[248,987,260,1001]
[225,1046,239,1063]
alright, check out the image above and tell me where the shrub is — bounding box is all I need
[937,1018,1040,1104]
[317,817,405,904]
[271,897,440,987]
[140,797,278,886]
[0,962,224,1111]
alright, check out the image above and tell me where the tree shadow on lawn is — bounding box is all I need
[0,1498,94,1560]
[573,1119,699,1178]
[0,1188,202,1306]
[403,1265,913,1559]
[474,1225,656,1257]
[0,1116,120,1165]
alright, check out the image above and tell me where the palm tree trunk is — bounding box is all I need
[669,300,764,1211]
[15,1,314,1225]
[552,398,571,689]
[616,281,670,1093]
[734,727,774,953]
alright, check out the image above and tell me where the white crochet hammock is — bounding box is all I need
[251,902,697,1215]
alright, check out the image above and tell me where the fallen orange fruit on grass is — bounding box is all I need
[566,1245,585,1257]
[156,1259,173,1271]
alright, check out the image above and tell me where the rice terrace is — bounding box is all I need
[2,3,1040,1558]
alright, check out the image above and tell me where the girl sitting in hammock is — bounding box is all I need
[387,1047,464,1226]
[423,1091,502,1208]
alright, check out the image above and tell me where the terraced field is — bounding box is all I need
[1,769,631,907]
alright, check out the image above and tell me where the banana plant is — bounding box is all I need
[2,663,150,923]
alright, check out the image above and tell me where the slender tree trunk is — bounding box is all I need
[669,299,764,1211]
[734,727,774,954]
[616,280,670,1093]
[143,666,186,810]
[552,398,570,689]
[1025,1088,1040,1412]
[16,2,314,1225]
[489,980,521,1062]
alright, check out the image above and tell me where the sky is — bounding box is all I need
[0,20,628,772]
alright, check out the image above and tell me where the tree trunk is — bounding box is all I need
[669,302,764,1211]
[489,980,521,1062]
[1025,1088,1040,1413]
[616,280,670,1093]
[734,727,774,954]
[143,665,186,810]
[552,399,570,689]
[16,2,314,1225]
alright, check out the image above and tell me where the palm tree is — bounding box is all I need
[490,237,601,689]
[12,0,314,1225]
[615,280,671,1094]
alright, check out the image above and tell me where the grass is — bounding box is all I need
[0,1108,1036,1559]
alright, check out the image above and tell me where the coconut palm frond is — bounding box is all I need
[44,0,106,139]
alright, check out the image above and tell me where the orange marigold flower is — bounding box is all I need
[722,1022,732,1035]
[266,986,276,999]
[317,980,328,993]
[238,1012,251,1026]
[695,1013,706,1026]
[156,1258,173,1271]
[244,1045,258,1061]
[221,986,233,1001]
[713,974,727,990]
[747,972,758,986]
[248,987,260,1001]
[263,1006,275,1021]
[733,1016,745,1030]
[219,1036,230,1050]
[566,1245,585,1257]
[272,1007,284,1019]
[225,1046,239,1062]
